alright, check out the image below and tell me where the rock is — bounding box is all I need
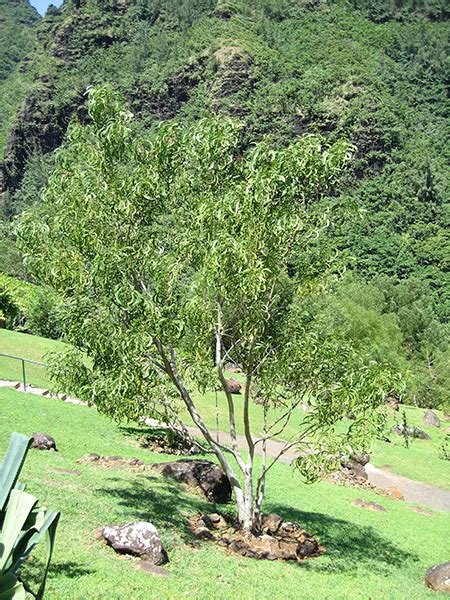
[391,424,431,440]
[300,403,314,413]
[226,378,242,394]
[31,432,57,451]
[101,522,168,565]
[340,458,368,480]
[191,513,321,562]
[352,499,386,512]
[444,426,450,435]
[387,397,399,411]
[83,453,101,462]
[261,514,283,534]
[150,460,231,503]
[141,429,204,456]
[201,513,228,530]
[425,562,450,592]
[384,486,404,500]
[350,452,370,466]
[423,410,441,428]
[220,527,320,561]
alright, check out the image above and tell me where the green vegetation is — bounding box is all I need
[18,86,401,530]
[0,329,64,388]
[0,0,38,154]
[2,329,448,489]
[0,0,448,410]
[0,274,62,338]
[0,387,448,599]
[0,431,60,599]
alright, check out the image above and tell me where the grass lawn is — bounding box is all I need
[1,387,449,599]
[0,329,64,389]
[1,329,449,490]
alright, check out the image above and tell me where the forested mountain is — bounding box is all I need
[0,0,448,406]
[0,0,39,153]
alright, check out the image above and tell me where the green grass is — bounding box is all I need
[0,329,64,389]
[1,329,449,490]
[1,386,449,599]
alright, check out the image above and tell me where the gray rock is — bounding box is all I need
[391,424,431,440]
[31,432,57,451]
[150,459,232,503]
[423,410,441,428]
[425,562,450,592]
[102,522,168,565]
[340,458,368,480]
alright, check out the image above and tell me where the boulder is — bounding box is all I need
[226,378,242,394]
[101,522,168,565]
[150,460,231,503]
[339,452,370,481]
[425,562,450,593]
[31,432,57,451]
[391,424,431,440]
[340,459,368,480]
[423,410,441,428]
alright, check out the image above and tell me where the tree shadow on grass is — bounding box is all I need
[118,425,213,456]
[96,473,218,543]
[20,560,94,591]
[267,502,418,575]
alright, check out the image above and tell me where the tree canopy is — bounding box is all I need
[19,86,398,529]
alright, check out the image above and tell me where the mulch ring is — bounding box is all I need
[190,512,324,562]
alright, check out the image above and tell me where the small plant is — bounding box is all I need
[0,432,60,599]
[438,439,449,462]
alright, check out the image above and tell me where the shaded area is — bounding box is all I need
[266,503,418,574]
[96,474,217,543]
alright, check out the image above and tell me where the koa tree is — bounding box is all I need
[19,87,396,531]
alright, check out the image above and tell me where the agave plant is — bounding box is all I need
[0,433,60,599]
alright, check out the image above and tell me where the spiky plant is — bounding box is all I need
[0,433,60,599]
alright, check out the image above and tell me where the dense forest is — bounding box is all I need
[0,0,448,408]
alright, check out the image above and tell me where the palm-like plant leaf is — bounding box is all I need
[0,434,60,599]
[0,434,31,513]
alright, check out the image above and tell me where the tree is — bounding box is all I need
[18,87,396,531]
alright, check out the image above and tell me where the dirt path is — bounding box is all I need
[3,379,450,512]
[365,464,450,512]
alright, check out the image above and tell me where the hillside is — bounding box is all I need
[0,0,448,408]
[0,0,448,304]
[0,0,39,152]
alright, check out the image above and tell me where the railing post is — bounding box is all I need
[22,359,27,392]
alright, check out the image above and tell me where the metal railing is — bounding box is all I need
[0,353,48,392]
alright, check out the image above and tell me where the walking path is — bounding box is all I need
[3,379,450,511]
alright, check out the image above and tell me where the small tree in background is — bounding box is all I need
[19,87,396,531]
